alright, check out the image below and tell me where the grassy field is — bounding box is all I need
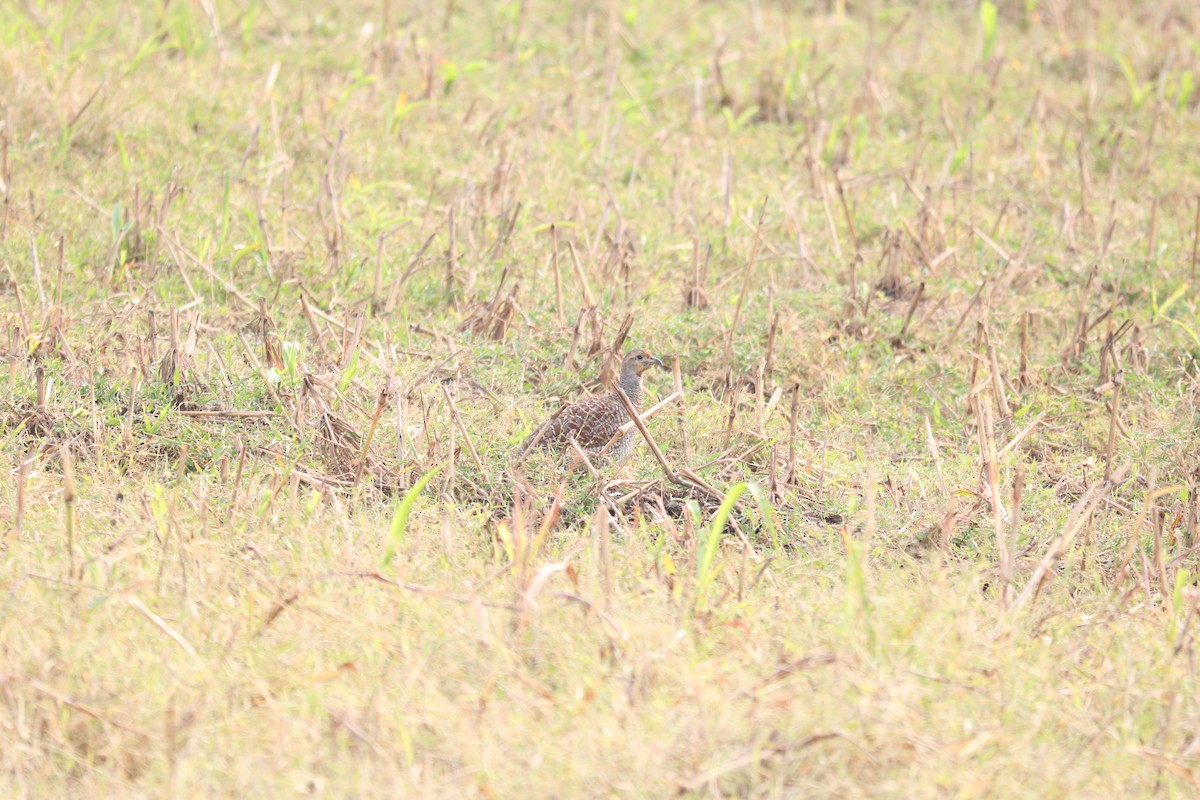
[3,0,1200,796]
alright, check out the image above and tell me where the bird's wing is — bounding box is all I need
[515,393,623,455]
[564,394,627,450]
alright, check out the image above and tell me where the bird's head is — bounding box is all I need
[623,349,664,376]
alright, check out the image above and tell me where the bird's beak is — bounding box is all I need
[649,355,664,369]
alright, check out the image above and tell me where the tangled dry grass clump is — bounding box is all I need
[3,0,1200,796]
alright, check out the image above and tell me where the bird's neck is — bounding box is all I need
[617,367,644,409]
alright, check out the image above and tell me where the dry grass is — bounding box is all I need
[3,0,1200,796]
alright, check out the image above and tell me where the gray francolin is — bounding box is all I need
[514,349,664,464]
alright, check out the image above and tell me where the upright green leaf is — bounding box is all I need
[746,483,781,551]
[980,1,999,61]
[697,482,748,594]
[382,468,440,567]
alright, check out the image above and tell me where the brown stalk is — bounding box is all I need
[341,311,364,370]
[232,437,247,505]
[1192,195,1200,282]
[832,170,860,255]
[123,368,138,445]
[565,306,587,368]
[768,441,780,504]
[155,225,199,304]
[445,412,456,495]
[146,309,159,364]
[566,241,596,308]
[753,361,767,434]
[967,321,985,416]
[296,292,387,370]
[595,503,614,609]
[864,469,877,547]
[20,675,147,736]
[567,438,599,478]
[1137,101,1160,176]
[1146,197,1158,260]
[786,383,801,487]
[510,485,529,592]
[596,391,683,459]
[1075,139,1091,223]
[764,313,779,394]
[353,387,388,487]
[28,232,47,314]
[125,593,202,666]
[35,365,46,413]
[441,383,485,472]
[13,454,29,538]
[1115,470,1161,586]
[913,294,949,334]
[945,279,987,350]
[1103,371,1123,483]
[535,484,565,548]
[721,197,768,388]
[298,294,331,356]
[614,386,674,475]
[54,235,64,309]
[1098,197,1117,260]
[169,306,182,386]
[1009,462,1131,614]
[62,443,76,579]
[3,259,30,333]
[385,232,437,309]
[1099,318,1132,383]
[1,105,8,237]
[1018,311,1031,389]
[925,415,947,498]
[671,354,685,400]
[975,398,1008,608]
[1153,507,1168,593]
[551,223,564,324]
[818,176,845,285]
[689,75,705,131]
[1064,264,1098,364]
[488,200,522,262]
[986,336,1011,419]
[176,443,189,483]
[897,281,925,339]
[370,228,392,304]
[160,228,257,311]
[1188,470,1200,551]
[614,386,721,503]
[995,411,1046,459]
[989,198,1011,241]
[236,332,301,434]
[722,380,739,450]
[722,149,733,230]
[968,142,976,274]
[601,312,634,387]
[1007,465,1024,596]
[321,131,345,267]
[950,183,958,271]
[445,204,458,306]
[278,170,289,248]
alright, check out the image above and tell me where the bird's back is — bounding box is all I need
[514,389,633,457]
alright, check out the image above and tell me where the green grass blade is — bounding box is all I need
[980,0,999,61]
[697,482,748,592]
[745,483,780,551]
[382,468,440,568]
[1153,282,1190,321]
